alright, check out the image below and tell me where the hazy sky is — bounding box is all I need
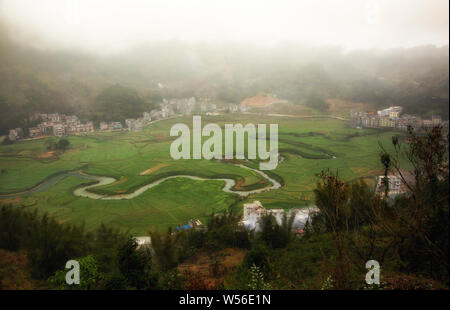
[1,0,448,53]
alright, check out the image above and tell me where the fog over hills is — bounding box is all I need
[1,0,448,52]
[0,0,448,134]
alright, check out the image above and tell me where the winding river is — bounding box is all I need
[0,164,281,200]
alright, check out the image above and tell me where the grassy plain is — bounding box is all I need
[0,114,406,234]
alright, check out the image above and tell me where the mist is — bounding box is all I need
[1,0,449,54]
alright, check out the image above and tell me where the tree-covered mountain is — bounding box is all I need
[0,24,448,134]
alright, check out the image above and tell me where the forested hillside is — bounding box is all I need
[1,24,448,134]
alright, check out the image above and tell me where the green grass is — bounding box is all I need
[0,115,407,234]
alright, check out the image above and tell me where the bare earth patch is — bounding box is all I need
[240,94,286,107]
[0,197,23,205]
[140,163,169,175]
[234,177,249,190]
[36,151,58,159]
[326,98,374,115]
[178,248,247,289]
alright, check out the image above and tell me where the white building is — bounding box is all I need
[240,201,317,232]
[377,106,402,118]
[377,175,403,197]
[134,236,151,250]
[53,124,65,137]
[100,122,108,131]
[8,129,19,141]
[143,112,152,122]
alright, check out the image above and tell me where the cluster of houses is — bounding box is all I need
[161,97,246,115]
[163,97,196,116]
[6,100,184,140]
[350,106,447,131]
[228,103,247,113]
[162,97,222,115]
[6,95,261,141]
[99,121,123,131]
[9,113,95,141]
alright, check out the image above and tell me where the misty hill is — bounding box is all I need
[0,28,448,134]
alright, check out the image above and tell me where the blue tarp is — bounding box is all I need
[175,225,191,231]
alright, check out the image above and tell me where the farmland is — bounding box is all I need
[0,114,405,234]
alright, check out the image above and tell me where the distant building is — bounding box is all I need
[49,113,61,123]
[229,104,239,113]
[99,122,108,131]
[432,115,442,126]
[188,219,202,228]
[161,107,169,118]
[125,119,134,130]
[377,106,402,118]
[125,119,142,131]
[53,124,65,137]
[377,175,404,198]
[350,106,444,133]
[8,129,20,141]
[76,122,94,134]
[28,127,41,138]
[143,112,151,122]
[422,119,433,128]
[240,201,317,232]
[108,122,122,131]
[379,117,395,128]
[150,110,163,120]
[134,119,143,131]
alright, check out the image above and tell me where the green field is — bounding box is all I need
[0,115,405,234]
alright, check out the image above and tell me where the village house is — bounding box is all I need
[229,104,239,113]
[75,121,94,134]
[377,106,402,118]
[28,127,41,138]
[38,122,53,135]
[143,112,151,122]
[422,119,433,128]
[125,111,154,131]
[376,174,410,199]
[150,109,163,120]
[8,128,22,141]
[65,124,77,135]
[99,122,108,131]
[108,122,122,131]
[350,106,446,132]
[432,115,443,126]
[239,105,248,112]
[53,124,65,137]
